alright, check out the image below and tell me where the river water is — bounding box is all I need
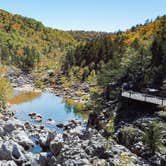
[9,91,86,153]
[10,92,85,130]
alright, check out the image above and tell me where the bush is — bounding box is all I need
[116,126,144,150]
[0,77,13,109]
[105,118,115,136]
[87,70,97,85]
[34,80,45,88]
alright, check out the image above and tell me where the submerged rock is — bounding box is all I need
[28,112,37,117]
[56,123,64,128]
[34,116,42,123]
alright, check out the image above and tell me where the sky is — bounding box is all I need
[0,0,165,32]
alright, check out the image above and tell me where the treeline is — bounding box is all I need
[68,31,107,41]
[63,16,166,90]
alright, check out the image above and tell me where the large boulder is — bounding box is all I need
[0,140,26,162]
[38,133,48,150]
[64,158,91,166]
[24,152,39,166]
[12,130,34,150]
[3,121,16,133]
[46,131,56,143]
[85,133,108,159]
[0,126,5,136]
[38,131,56,150]
[39,153,49,166]
[50,134,63,156]
[39,152,57,166]
[116,126,144,149]
[0,160,17,166]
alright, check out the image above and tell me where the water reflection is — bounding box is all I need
[9,92,87,128]
[63,98,88,120]
[9,92,42,104]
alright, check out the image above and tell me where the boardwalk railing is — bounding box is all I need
[122,90,166,106]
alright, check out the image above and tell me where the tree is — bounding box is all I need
[97,58,124,86]
[0,77,13,109]
[20,47,40,72]
[144,122,163,154]
[151,16,166,88]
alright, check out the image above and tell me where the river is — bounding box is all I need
[9,92,87,129]
[9,91,87,153]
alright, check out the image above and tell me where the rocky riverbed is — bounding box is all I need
[0,110,151,166]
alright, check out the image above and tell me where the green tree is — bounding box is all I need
[20,47,40,72]
[0,77,13,109]
[144,122,163,154]
[151,16,166,88]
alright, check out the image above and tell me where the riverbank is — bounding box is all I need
[14,84,41,94]
[7,69,89,105]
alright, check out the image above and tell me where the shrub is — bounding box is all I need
[87,70,97,85]
[116,126,144,149]
[105,118,115,136]
[34,80,45,88]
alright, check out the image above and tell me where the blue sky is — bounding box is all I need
[0,0,165,32]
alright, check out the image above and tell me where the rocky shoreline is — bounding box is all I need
[7,69,87,104]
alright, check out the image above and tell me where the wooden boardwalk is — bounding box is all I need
[122,91,166,106]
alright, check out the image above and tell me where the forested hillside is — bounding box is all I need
[0,9,76,71]
[0,9,165,91]
[63,16,166,91]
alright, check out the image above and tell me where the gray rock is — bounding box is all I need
[64,158,91,166]
[0,140,25,162]
[24,122,32,130]
[39,153,48,166]
[34,117,42,123]
[46,131,56,143]
[50,134,63,156]
[0,126,5,136]
[0,160,17,166]
[24,152,39,166]
[85,134,107,158]
[38,134,48,149]
[12,130,34,150]
[3,121,16,133]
